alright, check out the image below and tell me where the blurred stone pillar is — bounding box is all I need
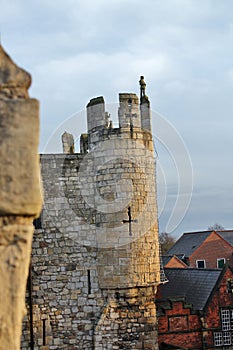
[0,45,42,350]
[62,131,75,154]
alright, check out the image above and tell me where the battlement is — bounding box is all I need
[85,81,152,151]
[86,96,106,132]
[118,92,141,128]
[86,92,151,132]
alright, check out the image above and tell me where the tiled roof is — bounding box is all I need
[159,268,222,311]
[162,255,187,266]
[162,256,173,266]
[166,231,213,257]
[217,230,233,247]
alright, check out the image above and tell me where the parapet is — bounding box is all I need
[79,77,153,152]
[86,78,152,138]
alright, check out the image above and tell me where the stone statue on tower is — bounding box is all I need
[139,75,146,100]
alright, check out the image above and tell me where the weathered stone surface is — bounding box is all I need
[94,287,158,350]
[62,131,75,154]
[0,45,42,350]
[0,45,31,99]
[21,85,159,349]
[0,217,34,350]
[0,98,42,216]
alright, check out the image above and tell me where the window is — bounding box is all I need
[227,279,233,294]
[196,260,206,268]
[214,332,223,347]
[221,310,231,331]
[214,309,233,347]
[223,331,231,345]
[217,258,225,268]
[87,269,91,294]
[230,310,233,329]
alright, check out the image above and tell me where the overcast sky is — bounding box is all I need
[1,0,233,238]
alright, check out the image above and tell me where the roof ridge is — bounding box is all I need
[183,230,212,235]
[164,267,222,272]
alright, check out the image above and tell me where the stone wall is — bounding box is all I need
[21,227,105,349]
[0,45,42,350]
[21,88,160,349]
[94,287,158,350]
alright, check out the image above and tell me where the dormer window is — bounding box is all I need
[217,258,225,268]
[196,260,206,268]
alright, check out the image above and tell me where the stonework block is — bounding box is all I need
[0,217,34,350]
[0,98,42,216]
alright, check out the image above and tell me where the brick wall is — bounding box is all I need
[157,267,233,350]
[190,232,233,268]
[157,300,202,349]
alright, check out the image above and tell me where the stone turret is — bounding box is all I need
[21,77,159,350]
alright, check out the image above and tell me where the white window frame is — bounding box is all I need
[217,258,226,268]
[214,310,233,347]
[214,332,223,346]
[223,331,231,345]
[196,259,206,268]
[221,309,231,331]
[230,310,233,329]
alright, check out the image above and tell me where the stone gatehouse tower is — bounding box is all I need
[21,78,160,350]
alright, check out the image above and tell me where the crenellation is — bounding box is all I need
[140,97,152,132]
[62,131,75,154]
[118,93,141,129]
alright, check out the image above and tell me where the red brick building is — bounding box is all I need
[166,230,233,269]
[157,266,233,349]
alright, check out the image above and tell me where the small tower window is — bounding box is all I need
[87,270,91,294]
[128,98,132,108]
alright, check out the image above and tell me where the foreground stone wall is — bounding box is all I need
[0,45,42,350]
